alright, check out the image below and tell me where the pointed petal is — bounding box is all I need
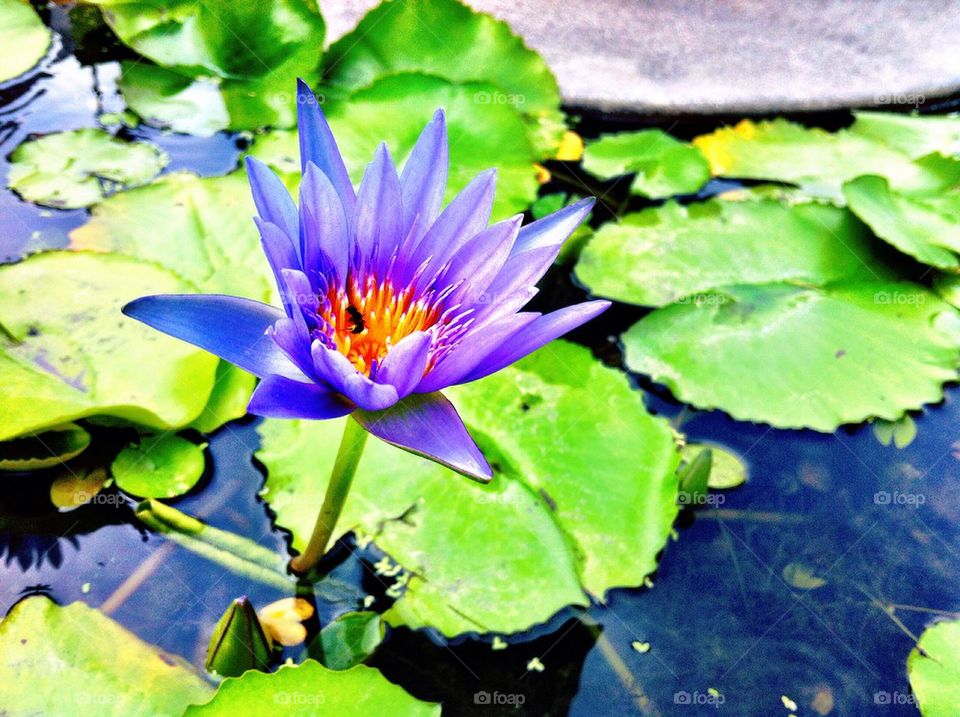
[472,245,555,324]
[513,196,595,254]
[409,169,496,275]
[248,374,354,420]
[255,218,300,314]
[353,143,403,271]
[300,162,350,284]
[440,215,522,306]
[376,331,432,398]
[400,109,448,242]
[122,294,301,379]
[417,312,538,393]
[310,342,399,411]
[297,78,355,216]
[245,157,300,250]
[463,301,611,383]
[354,393,492,482]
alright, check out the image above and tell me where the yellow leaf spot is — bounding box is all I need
[692,119,759,176]
[533,163,551,184]
[555,131,584,161]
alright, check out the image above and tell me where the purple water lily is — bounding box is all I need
[124,80,608,484]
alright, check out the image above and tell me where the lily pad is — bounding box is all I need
[849,111,960,157]
[112,434,207,499]
[575,198,883,307]
[258,342,680,636]
[0,0,51,84]
[0,422,91,471]
[248,73,539,221]
[693,118,960,199]
[581,129,709,198]
[8,129,168,209]
[324,0,563,152]
[185,660,438,716]
[622,282,960,431]
[309,611,384,670]
[189,362,257,434]
[872,414,918,449]
[0,595,213,716]
[0,251,218,442]
[118,62,229,137]
[681,443,747,489]
[70,171,270,300]
[843,174,960,269]
[908,619,960,717]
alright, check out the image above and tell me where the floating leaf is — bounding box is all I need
[258,342,680,636]
[908,619,960,717]
[205,597,273,678]
[112,434,206,499]
[0,0,51,83]
[0,251,218,442]
[324,0,563,152]
[189,362,257,433]
[693,118,960,199]
[781,562,827,589]
[248,73,539,221]
[0,422,91,471]
[681,443,747,489]
[575,198,883,307]
[185,660,438,716]
[0,595,213,716]
[581,129,709,197]
[676,447,711,508]
[843,174,960,269]
[622,282,960,431]
[119,62,229,137]
[49,466,109,510]
[309,611,384,670]
[934,272,960,309]
[8,129,168,209]
[850,111,960,157]
[872,414,918,449]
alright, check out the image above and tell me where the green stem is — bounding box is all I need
[290,416,368,576]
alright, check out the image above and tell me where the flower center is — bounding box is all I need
[319,274,442,376]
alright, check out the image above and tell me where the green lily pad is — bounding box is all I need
[185,660,437,716]
[693,118,960,199]
[324,0,563,153]
[8,129,168,209]
[872,414,918,449]
[119,62,229,137]
[189,362,257,433]
[0,0,51,84]
[575,198,883,307]
[0,595,213,716]
[908,619,960,716]
[248,73,539,221]
[849,111,960,157]
[70,171,272,300]
[622,282,960,431]
[681,443,747,489]
[581,129,709,197]
[112,434,207,499]
[0,251,218,442]
[257,341,680,636]
[934,272,960,309]
[781,562,827,590]
[309,611,384,670]
[0,422,92,471]
[843,174,960,269]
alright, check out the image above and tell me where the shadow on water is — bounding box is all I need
[1,8,958,716]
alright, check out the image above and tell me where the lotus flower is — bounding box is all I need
[124,80,609,482]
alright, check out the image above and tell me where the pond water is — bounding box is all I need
[2,10,958,717]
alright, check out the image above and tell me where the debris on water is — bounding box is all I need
[258,597,313,647]
[492,636,508,651]
[631,640,650,654]
[781,694,798,711]
[527,657,545,672]
[81,582,90,594]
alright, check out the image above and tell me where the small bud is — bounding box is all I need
[205,597,273,678]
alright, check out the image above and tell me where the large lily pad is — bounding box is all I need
[112,434,207,498]
[248,73,540,221]
[849,111,960,157]
[0,251,218,442]
[118,62,229,137]
[623,282,960,431]
[693,118,960,199]
[0,595,213,716]
[8,129,168,209]
[185,660,438,716]
[0,0,51,84]
[908,619,960,717]
[258,342,680,636]
[843,174,960,270]
[324,0,563,153]
[581,129,709,198]
[575,198,883,307]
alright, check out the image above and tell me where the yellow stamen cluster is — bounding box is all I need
[321,275,440,375]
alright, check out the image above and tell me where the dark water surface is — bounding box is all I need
[1,10,957,716]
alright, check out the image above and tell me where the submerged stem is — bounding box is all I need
[290,416,368,576]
